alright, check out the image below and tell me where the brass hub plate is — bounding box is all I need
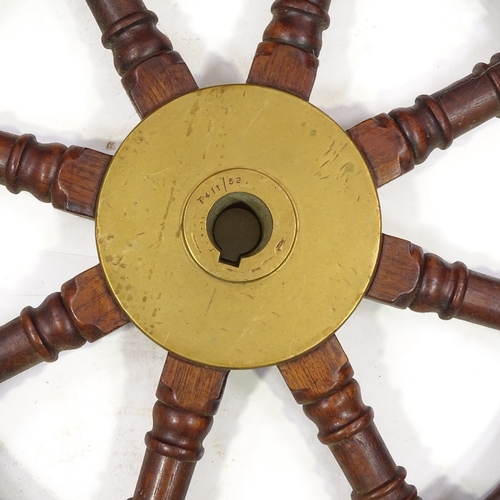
[96,85,381,369]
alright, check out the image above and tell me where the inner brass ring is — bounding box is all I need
[207,191,273,259]
[182,168,297,282]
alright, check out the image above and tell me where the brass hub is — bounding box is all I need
[96,85,381,369]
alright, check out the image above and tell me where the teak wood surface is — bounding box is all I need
[1,1,500,499]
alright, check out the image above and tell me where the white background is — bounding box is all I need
[1,0,500,499]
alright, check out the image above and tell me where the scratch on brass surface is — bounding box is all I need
[186,100,200,137]
[146,167,173,177]
[243,104,266,135]
[332,142,348,162]
[338,162,355,181]
[158,184,176,245]
[192,233,202,254]
[206,290,217,314]
[324,139,336,156]
[145,184,177,282]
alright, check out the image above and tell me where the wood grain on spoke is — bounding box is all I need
[247,0,331,100]
[0,130,110,218]
[367,234,500,330]
[279,336,419,499]
[0,265,129,383]
[132,355,228,500]
[348,53,500,187]
[86,0,198,118]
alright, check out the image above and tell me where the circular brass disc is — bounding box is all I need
[96,85,381,369]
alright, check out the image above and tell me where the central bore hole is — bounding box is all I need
[213,203,261,267]
[207,193,273,268]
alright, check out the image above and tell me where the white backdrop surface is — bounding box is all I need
[0,1,500,499]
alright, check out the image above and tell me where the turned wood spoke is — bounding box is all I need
[0,130,110,218]
[86,0,198,118]
[484,483,500,500]
[132,355,228,500]
[0,265,129,383]
[247,0,331,100]
[3,1,500,497]
[366,234,500,330]
[348,53,500,187]
[278,335,419,500]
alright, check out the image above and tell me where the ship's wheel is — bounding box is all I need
[1,1,500,499]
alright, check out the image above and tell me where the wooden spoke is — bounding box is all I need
[366,234,500,330]
[0,130,110,218]
[131,354,228,500]
[86,0,198,118]
[278,335,420,500]
[247,0,331,100]
[484,483,500,500]
[3,2,500,497]
[0,265,129,383]
[348,53,500,187]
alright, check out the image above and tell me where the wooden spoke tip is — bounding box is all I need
[0,266,128,383]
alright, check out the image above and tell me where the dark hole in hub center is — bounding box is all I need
[212,202,263,267]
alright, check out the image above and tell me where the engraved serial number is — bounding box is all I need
[197,176,242,204]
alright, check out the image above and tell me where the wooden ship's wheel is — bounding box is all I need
[1,1,500,499]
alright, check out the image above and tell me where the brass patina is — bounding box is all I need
[96,85,381,369]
